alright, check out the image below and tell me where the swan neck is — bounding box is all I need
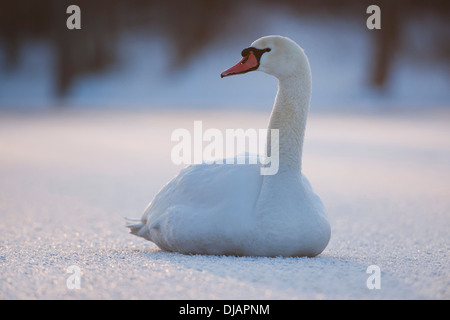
[267,74,311,173]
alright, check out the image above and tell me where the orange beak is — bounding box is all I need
[221,51,258,78]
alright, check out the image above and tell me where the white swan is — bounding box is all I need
[127,35,331,257]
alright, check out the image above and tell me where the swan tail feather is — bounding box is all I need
[125,218,151,240]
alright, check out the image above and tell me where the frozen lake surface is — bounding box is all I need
[0,108,449,299]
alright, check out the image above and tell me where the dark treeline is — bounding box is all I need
[0,0,448,97]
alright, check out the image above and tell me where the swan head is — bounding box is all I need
[221,35,310,80]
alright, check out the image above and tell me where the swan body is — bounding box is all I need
[128,36,331,257]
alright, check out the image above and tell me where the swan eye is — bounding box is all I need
[241,47,271,59]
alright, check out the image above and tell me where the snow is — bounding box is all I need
[0,108,449,299]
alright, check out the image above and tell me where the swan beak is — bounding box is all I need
[221,51,258,78]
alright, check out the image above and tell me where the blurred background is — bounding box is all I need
[0,0,449,111]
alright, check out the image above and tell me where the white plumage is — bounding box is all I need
[128,36,331,257]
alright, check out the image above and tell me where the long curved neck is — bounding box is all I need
[265,73,311,174]
[255,72,312,217]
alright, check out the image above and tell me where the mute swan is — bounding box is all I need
[127,35,331,257]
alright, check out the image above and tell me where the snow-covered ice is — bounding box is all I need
[0,108,449,299]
